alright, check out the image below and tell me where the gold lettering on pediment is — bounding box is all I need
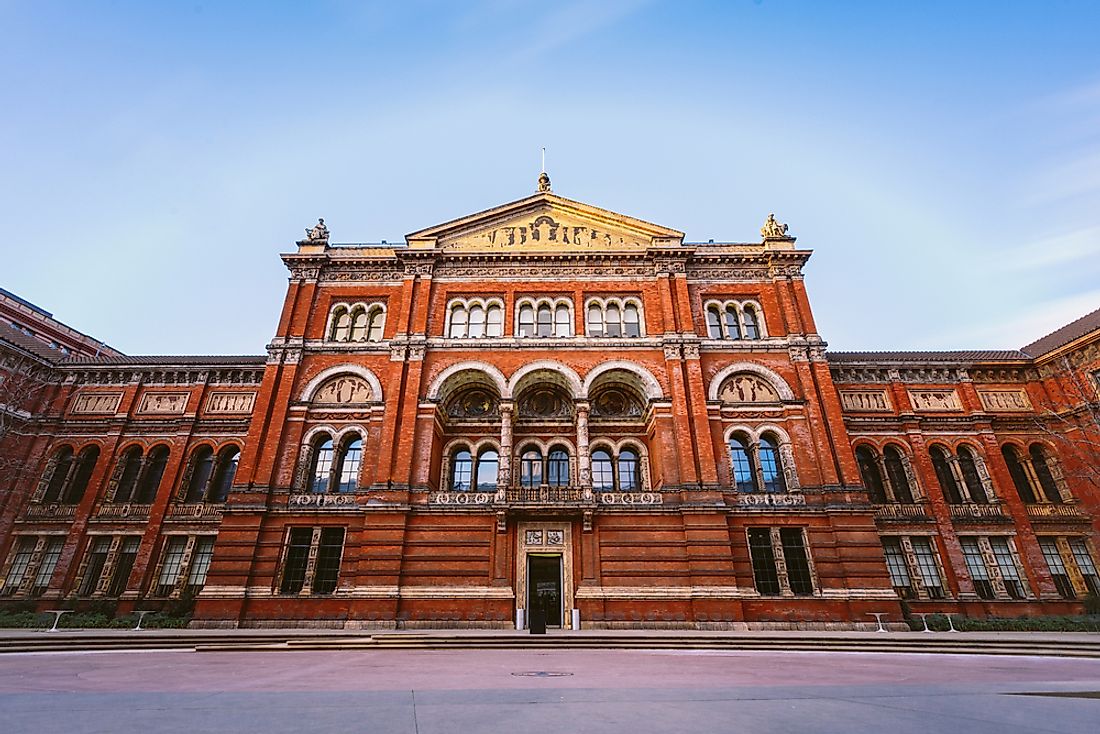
[442,214,647,252]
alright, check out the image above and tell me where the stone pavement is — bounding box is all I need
[2,645,1099,733]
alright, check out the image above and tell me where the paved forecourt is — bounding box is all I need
[3,645,1100,733]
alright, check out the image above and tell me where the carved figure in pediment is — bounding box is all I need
[311,375,372,405]
[760,213,789,239]
[718,373,780,404]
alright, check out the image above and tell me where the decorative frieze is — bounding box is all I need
[288,494,358,509]
[734,493,806,507]
[596,492,663,506]
[839,390,892,412]
[427,492,494,506]
[137,391,190,415]
[205,391,256,414]
[70,391,123,415]
[908,389,962,412]
[977,389,1032,412]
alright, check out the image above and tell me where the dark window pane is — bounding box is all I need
[759,437,786,493]
[337,439,362,493]
[134,447,169,503]
[1002,445,1036,503]
[930,447,963,504]
[729,437,757,492]
[856,446,887,503]
[781,528,814,595]
[185,447,215,503]
[1029,444,1062,503]
[617,449,639,491]
[957,447,988,504]
[521,449,542,488]
[883,447,914,503]
[706,307,722,339]
[742,306,760,339]
[312,528,345,595]
[748,528,780,595]
[64,448,99,504]
[107,537,140,597]
[310,439,334,493]
[280,528,313,594]
[451,449,473,491]
[724,306,742,339]
[209,448,239,502]
[547,449,569,487]
[114,448,143,504]
[43,448,74,503]
[592,450,614,491]
[536,305,553,337]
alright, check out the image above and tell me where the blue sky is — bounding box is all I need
[2,1,1098,355]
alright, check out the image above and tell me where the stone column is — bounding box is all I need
[575,402,591,499]
[876,455,897,503]
[497,402,514,501]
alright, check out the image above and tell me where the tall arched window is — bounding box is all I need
[729,436,757,492]
[930,446,962,504]
[367,307,385,341]
[209,447,240,502]
[617,448,640,491]
[449,306,468,338]
[554,305,571,337]
[855,446,887,503]
[957,446,988,503]
[113,447,144,504]
[742,305,761,340]
[623,304,641,337]
[451,448,473,491]
[706,307,723,339]
[134,446,169,503]
[475,449,499,491]
[724,306,742,339]
[536,304,553,337]
[331,308,351,341]
[883,446,915,503]
[591,449,614,491]
[64,447,99,504]
[468,305,486,338]
[759,435,786,492]
[184,446,215,503]
[309,437,335,493]
[486,305,503,337]
[350,308,368,341]
[520,448,542,488]
[42,447,74,503]
[604,304,622,337]
[336,437,362,493]
[1029,444,1062,503]
[518,304,536,337]
[587,304,604,336]
[547,448,570,487]
[1002,445,1036,503]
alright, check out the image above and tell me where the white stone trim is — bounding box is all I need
[507,360,585,399]
[583,360,664,400]
[425,361,509,401]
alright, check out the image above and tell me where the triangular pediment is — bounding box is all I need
[405,192,684,252]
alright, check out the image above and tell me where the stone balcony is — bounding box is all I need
[92,503,153,521]
[948,503,1009,523]
[1025,503,1088,523]
[873,502,933,522]
[165,503,225,521]
[22,503,78,521]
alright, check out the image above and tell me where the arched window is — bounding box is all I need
[518,304,536,337]
[336,437,362,493]
[209,447,239,502]
[468,304,486,338]
[448,305,468,338]
[350,308,368,341]
[742,305,761,340]
[604,304,622,337]
[64,447,99,504]
[486,305,503,337]
[536,304,553,337]
[930,446,962,504]
[134,446,169,503]
[724,305,742,340]
[729,436,757,492]
[42,447,74,503]
[706,307,723,339]
[309,437,335,493]
[957,446,988,503]
[331,308,351,341]
[520,448,542,488]
[450,448,473,491]
[184,446,215,503]
[554,304,571,337]
[547,448,570,487]
[475,449,499,491]
[367,308,385,341]
[591,449,614,491]
[587,304,604,336]
[759,435,786,492]
[883,446,915,503]
[113,447,144,504]
[1029,444,1062,503]
[1002,445,1036,503]
[617,448,640,491]
[855,446,887,503]
[623,304,641,337]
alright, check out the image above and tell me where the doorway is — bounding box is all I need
[527,554,563,627]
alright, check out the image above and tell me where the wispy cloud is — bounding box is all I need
[1000,225,1100,270]
[924,289,1100,350]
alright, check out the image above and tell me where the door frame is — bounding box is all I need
[526,553,563,627]
[516,521,574,629]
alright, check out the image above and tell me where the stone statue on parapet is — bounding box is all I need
[537,172,552,193]
[304,218,330,243]
[761,213,790,239]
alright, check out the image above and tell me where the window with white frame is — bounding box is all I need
[703,300,766,340]
[447,298,504,338]
[301,432,364,494]
[327,303,386,343]
[726,431,791,493]
[589,444,644,491]
[585,298,643,338]
[959,536,1028,600]
[881,535,946,599]
[515,298,573,338]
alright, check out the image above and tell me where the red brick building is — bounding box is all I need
[2,179,1098,628]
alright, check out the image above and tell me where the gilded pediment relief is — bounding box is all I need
[407,193,684,253]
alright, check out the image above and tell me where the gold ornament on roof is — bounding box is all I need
[760,213,790,239]
[537,171,552,193]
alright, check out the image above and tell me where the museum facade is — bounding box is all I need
[1,176,1098,628]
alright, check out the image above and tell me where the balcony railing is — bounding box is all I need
[22,503,78,521]
[873,503,932,522]
[93,503,153,521]
[948,503,1007,522]
[1025,503,1086,522]
[506,486,586,504]
[165,503,224,521]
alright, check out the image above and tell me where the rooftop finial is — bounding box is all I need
[537,147,551,192]
[298,217,330,246]
[760,213,789,239]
